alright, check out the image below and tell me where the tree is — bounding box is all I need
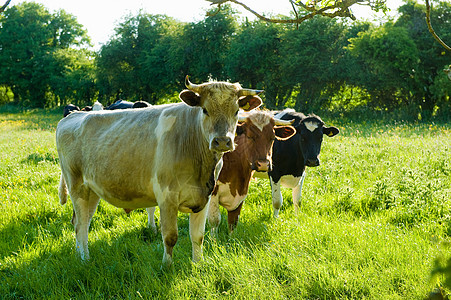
[0,2,91,107]
[395,0,451,112]
[225,21,284,108]
[181,5,238,82]
[49,49,97,107]
[279,17,355,111]
[347,22,419,109]
[96,13,183,103]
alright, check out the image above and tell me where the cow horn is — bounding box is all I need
[238,88,264,97]
[274,118,294,126]
[185,75,201,93]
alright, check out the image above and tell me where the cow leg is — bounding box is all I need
[207,194,221,238]
[71,188,100,260]
[146,207,157,234]
[270,177,283,218]
[227,201,243,232]
[158,202,178,267]
[292,172,306,213]
[189,203,209,263]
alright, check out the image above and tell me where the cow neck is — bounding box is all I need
[295,134,306,171]
[190,109,221,195]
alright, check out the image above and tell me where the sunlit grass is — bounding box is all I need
[1,109,450,299]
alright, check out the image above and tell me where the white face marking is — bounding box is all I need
[247,111,272,131]
[304,121,319,132]
[253,118,270,132]
[155,115,176,141]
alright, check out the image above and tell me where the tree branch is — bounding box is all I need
[0,0,11,13]
[206,0,360,23]
[425,0,451,52]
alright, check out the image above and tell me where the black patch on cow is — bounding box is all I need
[190,205,203,214]
[323,126,340,137]
[106,99,134,110]
[63,104,80,118]
[132,101,151,108]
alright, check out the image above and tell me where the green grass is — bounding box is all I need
[1,108,451,299]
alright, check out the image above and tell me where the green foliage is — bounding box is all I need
[96,13,182,103]
[182,5,238,82]
[96,6,237,105]
[49,48,97,107]
[226,21,285,108]
[2,109,451,298]
[0,1,450,116]
[395,0,451,111]
[280,17,358,112]
[347,22,420,109]
[0,2,92,108]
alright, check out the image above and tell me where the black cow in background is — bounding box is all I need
[132,101,152,108]
[106,100,151,110]
[63,104,80,118]
[255,109,339,217]
[63,100,151,118]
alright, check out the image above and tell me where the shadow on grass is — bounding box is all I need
[0,202,276,298]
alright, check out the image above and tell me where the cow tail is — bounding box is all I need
[58,174,68,205]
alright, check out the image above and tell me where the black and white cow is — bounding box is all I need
[256,109,339,217]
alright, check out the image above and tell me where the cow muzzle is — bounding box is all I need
[305,158,320,167]
[253,159,270,172]
[211,136,233,152]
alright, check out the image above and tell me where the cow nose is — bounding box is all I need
[306,158,320,167]
[255,159,270,172]
[211,136,233,152]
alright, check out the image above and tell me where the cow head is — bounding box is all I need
[236,111,295,172]
[296,114,339,167]
[179,76,263,153]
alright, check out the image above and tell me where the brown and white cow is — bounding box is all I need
[207,110,295,235]
[56,76,262,267]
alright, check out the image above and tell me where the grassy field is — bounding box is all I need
[1,108,451,299]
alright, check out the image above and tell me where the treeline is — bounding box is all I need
[0,1,450,117]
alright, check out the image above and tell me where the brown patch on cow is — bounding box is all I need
[212,184,219,196]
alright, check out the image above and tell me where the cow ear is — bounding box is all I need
[179,90,201,107]
[274,125,296,140]
[236,123,245,136]
[323,126,339,137]
[238,95,262,111]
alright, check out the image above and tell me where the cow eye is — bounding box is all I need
[202,108,209,116]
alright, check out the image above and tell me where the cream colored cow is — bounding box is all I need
[56,76,262,267]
